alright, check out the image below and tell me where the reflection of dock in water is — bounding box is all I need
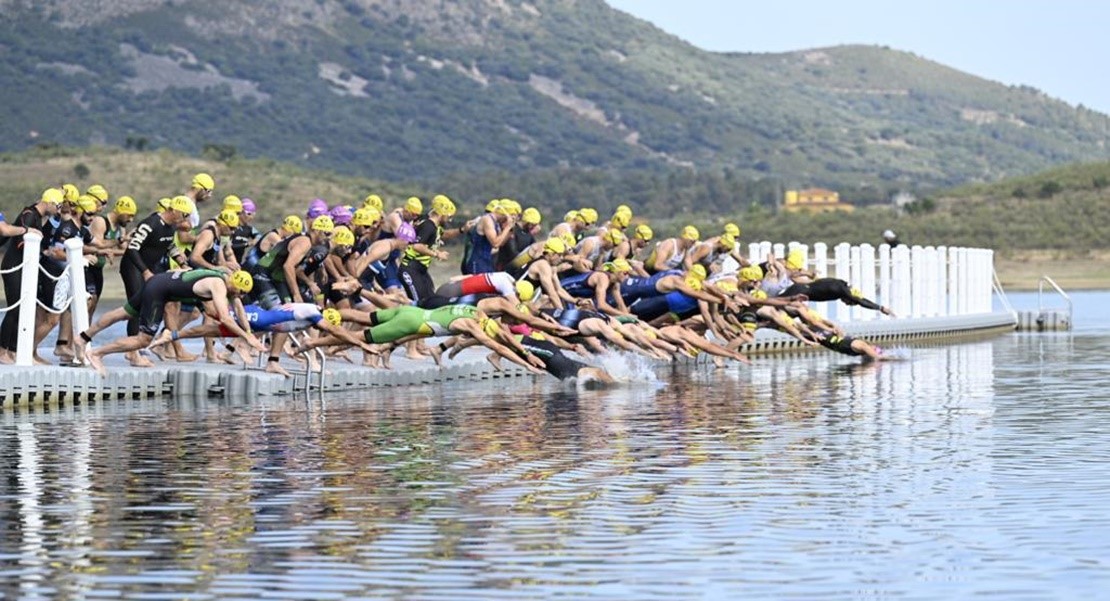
[1,241,1028,409]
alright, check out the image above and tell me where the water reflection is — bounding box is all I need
[3,333,1110,599]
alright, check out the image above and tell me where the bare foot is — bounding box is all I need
[0,350,14,365]
[148,330,174,351]
[265,361,291,378]
[86,348,107,377]
[174,350,199,362]
[207,352,234,365]
[486,353,503,372]
[428,344,443,367]
[33,353,51,366]
[129,353,156,368]
[232,340,256,365]
[54,346,74,362]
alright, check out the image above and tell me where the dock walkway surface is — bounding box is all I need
[0,311,1017,410]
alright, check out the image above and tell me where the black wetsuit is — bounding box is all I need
[121,212,178,335]
[400,218,441,304]
[417,292,497,310]
[123,269,224,336]
[781,278,884,311]
[0,206,44,352]
[813,329,862,356]
[230,224,260,264]
[41,217,87,313]
[519,336,586,380]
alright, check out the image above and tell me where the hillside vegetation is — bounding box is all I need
[0,0,1108,192]
[4,146,1108,259]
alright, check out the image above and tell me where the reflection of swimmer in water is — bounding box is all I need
[812,328,895,361]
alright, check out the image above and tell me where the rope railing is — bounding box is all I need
[0,263,25,275]
[0,298,25,315]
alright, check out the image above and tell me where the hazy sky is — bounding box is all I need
[605,0,1109,115]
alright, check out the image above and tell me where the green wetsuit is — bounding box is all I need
[364,304,479,343]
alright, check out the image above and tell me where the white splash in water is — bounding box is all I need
[590,352,664,385]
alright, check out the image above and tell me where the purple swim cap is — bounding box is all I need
[241,198,256,213]
[307,198,329,218]
[329,204,353,225]
[396,222,418,243]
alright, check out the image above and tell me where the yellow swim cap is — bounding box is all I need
[578,208,599,225]
[634,224,653,241]
[228,270,253,293]
[564,209,579,222]
[604,228,626,245]
[785,250,805,270]
[170,195,195,214]
[192,173,215,191]
[41,187,64,205]
[480,316,501,339]
[217,209,240,228]
[611,211,630,228]
[515,280,535,302]
[311,215,335,233]
[222,195,243,212]
[322,308,342,326]
[431,195,456,217]
[61,184,79,203]
[282,215,304,233]
[718,233,736,250]
[604,258,632,273]
[543,237,567,255]
[353,207,381,226]
[685,277,703,291]
[521,207,542,225]
[363,194,383,210]
[157,197,172,211]
[332,225,355,246]
[688,264,707,280]
[114,196,137,215]
[750,289,768,300]
[404,196,423,215]
[86,184,109,202]
[850,287,863,298]
[724,222,741,238]
[76,195,99,214]
[739,265,764,282]
[681,225,700,241]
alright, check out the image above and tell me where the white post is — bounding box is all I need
[936,246,948,316]
[948,247,960,316]
[960,248,972,315]
[892,244,911,318]
[15,231,43,366]
[834,243,851,322]
[878,244,892,320]
[748,242,762,265]
[923,246,937,317]
[859,244,876,322]
[849,245,862,322]
[813,242,829,320]
[65,238,90,337]
[911,245,926,318]
[982,249,995,313]
[772,242,785,260]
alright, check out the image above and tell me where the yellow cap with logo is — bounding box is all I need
[170,195,195,214]
[311,215,335,233]
[217,209,240,228]
[363,194,383,210]
[404,196,423,215]
[222,195,243,212]
[634,224,653,241]
[353,207,381,227]
[322,308,342,326]
[283,215,304,233]
[114,196,137,215]
[228,270,253,293]
[681,225,700,241]
[332,226,355,246]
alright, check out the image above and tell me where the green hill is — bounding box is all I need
[1,0,1108,191]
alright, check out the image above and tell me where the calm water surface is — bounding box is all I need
[2,292,1109,600]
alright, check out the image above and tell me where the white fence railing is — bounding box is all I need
[2,233,91,366]
[748,241,996,323]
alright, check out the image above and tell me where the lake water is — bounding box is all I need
[2,291,1109,600]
